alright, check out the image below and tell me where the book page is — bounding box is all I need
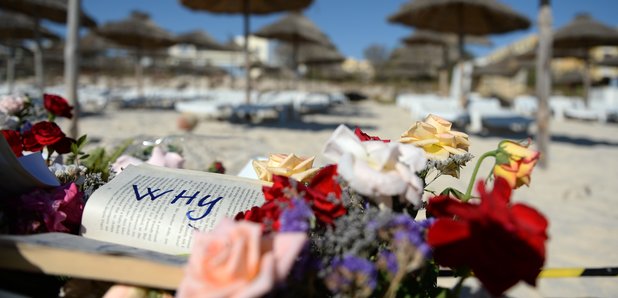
[0,135,60,196]
[81,164,265,255]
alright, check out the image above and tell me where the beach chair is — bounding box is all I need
[175,89,256,119]
[467,97,534,134]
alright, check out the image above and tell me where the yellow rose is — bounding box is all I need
[493,140,540,189]
[252,153,319,183]
[400,114,470,160]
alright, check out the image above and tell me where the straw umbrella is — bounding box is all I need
[299,43,345,66]
[299,43,344,83]
[0,0,96,96]
[553,13,618,105]
[388,0,530,106]
[178,0,314,104]
[597,56,618,68]
[402,30,492,95]
[254,12,329,75]
[0,10,59,93]
[96,11,177,97]
[176,30,228,51]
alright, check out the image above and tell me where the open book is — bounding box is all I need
[0,134,60,195]
[0,163,266,289]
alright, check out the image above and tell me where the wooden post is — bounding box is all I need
[65,0,81,138]
[33,17,45,97]
[7,46,15,94]
[243,0,251,104]
[536,0,552,168]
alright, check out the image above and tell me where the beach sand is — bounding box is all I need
[59,100,618,297]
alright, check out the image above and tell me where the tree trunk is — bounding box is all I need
[65,0,81,138]
[536,0,552,169]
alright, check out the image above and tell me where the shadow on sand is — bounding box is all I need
[234,119,378,132]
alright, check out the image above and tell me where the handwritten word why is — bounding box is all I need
[132,185,223,221]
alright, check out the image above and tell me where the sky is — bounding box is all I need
[45,0,618,60]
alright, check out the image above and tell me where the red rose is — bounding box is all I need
[354,127,390,142]
[426,178,548,296]
[235,206,263,222]
[21,129,44,152]
[1,129,23,157]
[50,137,75,154]
[31,121,65,146]
[44,94,73,119]
[306,164,346,224]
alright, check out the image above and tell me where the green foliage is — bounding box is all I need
[81,139,132,181]
[439,188,465,201]
[67,134,90,165]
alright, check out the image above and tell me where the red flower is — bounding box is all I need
[50,137,75,154]
[306,164,346,224]
[426,178,548,296]
[21,129,44,152]
[44,94,73,119]
[1,129,23,157]
[354,127,390,142]
[31,121,65,146]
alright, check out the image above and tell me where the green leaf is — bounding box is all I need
[439,188,465,200]
[494,151,510,165]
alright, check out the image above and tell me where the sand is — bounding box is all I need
[58,100,618,297]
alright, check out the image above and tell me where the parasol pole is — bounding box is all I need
[136,48,144,98]
[243,0,251,104]
[440,44,449,96]
[33,15,45,97]
[536,0,552,169]
[457,5,466,108]
[583,53,591,107]
[7,46,15,94]
[65,0,81,138]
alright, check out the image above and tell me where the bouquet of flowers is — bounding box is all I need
[0,94,547,298]
[177,115,547,298]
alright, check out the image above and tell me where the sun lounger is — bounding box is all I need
[467,97,533,134]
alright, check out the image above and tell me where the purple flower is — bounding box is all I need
[279,199,313,232]
[386,215,433,258]
[325,255,377,297]
[378,250,398,275]
[9,183,84,234]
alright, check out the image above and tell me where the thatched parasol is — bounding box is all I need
[402,29,492,95]
[597,56,618,68]
[402,30,492,47]
[79,31,121,56]
[0,10,60,40]
[96,11,177,97]
[254,12,329,76]
[178,0,314,104]
[388,45,446,69]
[176,30,228,50]
[0,0,96,27]
[0,0,97,100]
[554,13,618,49]
[553,13,618,104]
[389,0,530,106]
[299,43,345,65]
[0,10,59,93]
[473,58,520,77]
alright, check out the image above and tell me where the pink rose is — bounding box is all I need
[0,95,26,115]
[177,218,307,298]
[146,146,184,169]
[111,146,185,173]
